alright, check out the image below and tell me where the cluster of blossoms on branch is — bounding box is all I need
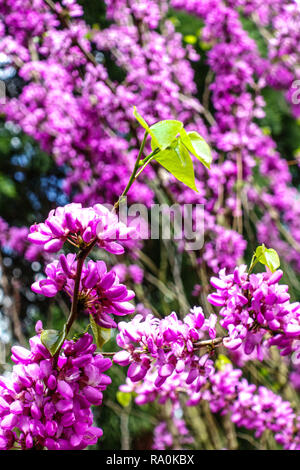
[114,261,300,389]
[0,0,300,452]
[2,0,300,276]
[32,254,135,329]
[1,199,300,451]
[0,216,43,262]
[207,366,299,449]
[208,266,300,357]
[0,325,112,450]
[6,189,295,451]
[112,259,300,449]
[121,363,300,450]
[152,420,193,450]
[28,203,135,255]
[0,201,137,450]
[114,308,217,388]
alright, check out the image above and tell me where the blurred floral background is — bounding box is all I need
[0,0,300,450]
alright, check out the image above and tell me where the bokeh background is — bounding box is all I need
[0,0,300,450]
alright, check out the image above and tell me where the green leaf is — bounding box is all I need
[40,326,66,356]
[149,120,183,150]
[180,129,212,169]
[89,314,111,349]
[72,323,90,342]
[255,245,280,273]
[133,107,211,190]
[116,391,132,408]
[155,138,198,191]
[215,354,232,371]
[134,107,184,150]
[0,174,17,198]
[133,106,150,132]
[184,35,197,44]
[259,367,270,378]
[199,41,212,51]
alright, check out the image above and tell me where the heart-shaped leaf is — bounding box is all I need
[180,129,212,169]
[40,326,66,356]
[150,120,183,150]
[133,106,211,191]
[116,391,132,408]
[90,314,111,349]
[215,354,232,371]
[134,107,183,150]
[155,138,198,191]
[255,245,280,273]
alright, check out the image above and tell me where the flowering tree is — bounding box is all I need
[0,0,300,450]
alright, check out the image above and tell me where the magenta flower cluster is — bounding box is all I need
[171,0,300,272]
[114,308,216,389]
[0,326,112,450]
[207,265,300,357]
[28,203,134,255]
[32,254,135,328]
[0,216,43,262]
[207,365,300,450]
[1,0,300,452]
[2,0,300,275]
[121,363,300,450]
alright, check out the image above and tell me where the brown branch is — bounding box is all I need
[181,399,213,449]
[162,400,182,449]
[202,401,224,449]
[101,336,225,357]
[53,238,98,364]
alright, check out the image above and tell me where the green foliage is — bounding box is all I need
[72,323,91,341]
[78,0,108,27]
[239,15,268,57]
[260,88,291,136]
[0,173,16,198]
[184,35,197,45]
[133,106,151,133]
[250,244,280,273]
[155,140,198,191]
[133,107,212,191]
[0,120,67,225]
[116,391,132,408]
[255,245,280,272]
[179,128,212,169]
[215,354,232,371]
[168,9,204,37]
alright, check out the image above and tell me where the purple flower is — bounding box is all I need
[32,254,135,328]
[0,327,112,450]
[114,307,217,387]
[28,203,135,255]
[208,266,300,358]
